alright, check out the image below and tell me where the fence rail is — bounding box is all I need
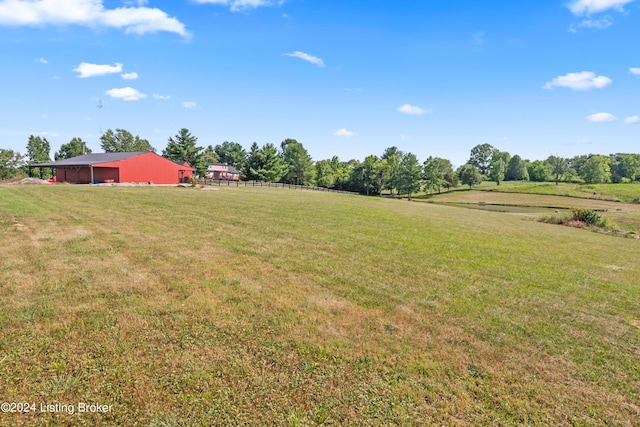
[198,179,358,195]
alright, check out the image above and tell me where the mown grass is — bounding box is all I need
[0,185,639,426]
[426,190,640,233]
[474,181,640,204]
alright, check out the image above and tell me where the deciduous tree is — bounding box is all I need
[467,143,496,176]
[26,135,51,177]
[545,155,568,185]
[0,149,25,180]
[423,157,454,194]
[458,164,482,188]
[580,155,611,184]
[527,160,551,182]
[397,152,422,200]
[489,158,506,186]
[100,129,155,153]
[506,155,529,181]
[55,137,91,160]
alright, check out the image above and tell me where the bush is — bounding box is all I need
[570,208,601,225]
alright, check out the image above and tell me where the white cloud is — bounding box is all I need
[630,68,640,76]
[183,101,197,108]
[624,115,639,124]
[73,62,122,78]
[586,112,616,122]
[568,0,636,15]
[153,94,171,100]
[575,16,613,29]
[398,104,430,116]
[193,0,283,12]
[105,87,146,101]
[0,0,189,37]
[286,51,325,67]
[543,71,612,90]
[121,72,138,80]
[333,128,356,137]
[35,57,48,64]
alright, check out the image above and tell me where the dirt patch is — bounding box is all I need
[2,177,51,185]
[13,223,31,232]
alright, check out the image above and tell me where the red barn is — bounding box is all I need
[32,152,195,184]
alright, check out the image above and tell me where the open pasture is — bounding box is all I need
[471,181,640,204]
[0,185,639,426]
[426,190,640,233]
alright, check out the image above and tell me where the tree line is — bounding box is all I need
[1,131,639,194]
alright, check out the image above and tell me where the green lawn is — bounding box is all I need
[1,185,639,426]
[470,181,640,204]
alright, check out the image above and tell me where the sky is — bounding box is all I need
[1,0,639,166]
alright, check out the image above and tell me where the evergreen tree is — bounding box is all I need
[163,128,205,175]
[214,141,247,172]
[281,139,314,185]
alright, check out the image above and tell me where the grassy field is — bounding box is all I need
[1,185,639,426]
[425,190,640,233]
[465,181,640,204]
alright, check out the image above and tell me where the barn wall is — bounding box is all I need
[93,168,119,183]
[55,167,119,183]
[56,167,92,184]
[114,153,194,184]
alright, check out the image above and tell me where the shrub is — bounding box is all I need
[570,208,601,225]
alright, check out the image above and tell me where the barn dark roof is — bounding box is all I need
[30,152,148,167]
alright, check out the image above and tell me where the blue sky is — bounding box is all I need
[1,0,639,166]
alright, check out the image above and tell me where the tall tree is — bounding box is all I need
[443,169,459,191]
[397,152,422,200]
[163,128,205,175]
[467,143,496,176]
[458,164,482,188]
[26,135,52,177]
[350,155,379,195]
[621,154,640,182]
[100,129,155,153]
[244,142,262,181]
[381,146,404,195]
[423,156,453,194]
[246,143,287,182]
[281,139,314,185]
[545,155,568,185]
[0,149,25,180]
[55,137,91,160]
[202,145,219,165]
[506,155,529,181]
[214,141,247,172]
[315,159,336,188]
[489,158,506,186]
[580,155,611,184]
[527,160,552,182]
[372,158,390,195]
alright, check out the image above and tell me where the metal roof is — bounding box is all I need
[30,152,148,167]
